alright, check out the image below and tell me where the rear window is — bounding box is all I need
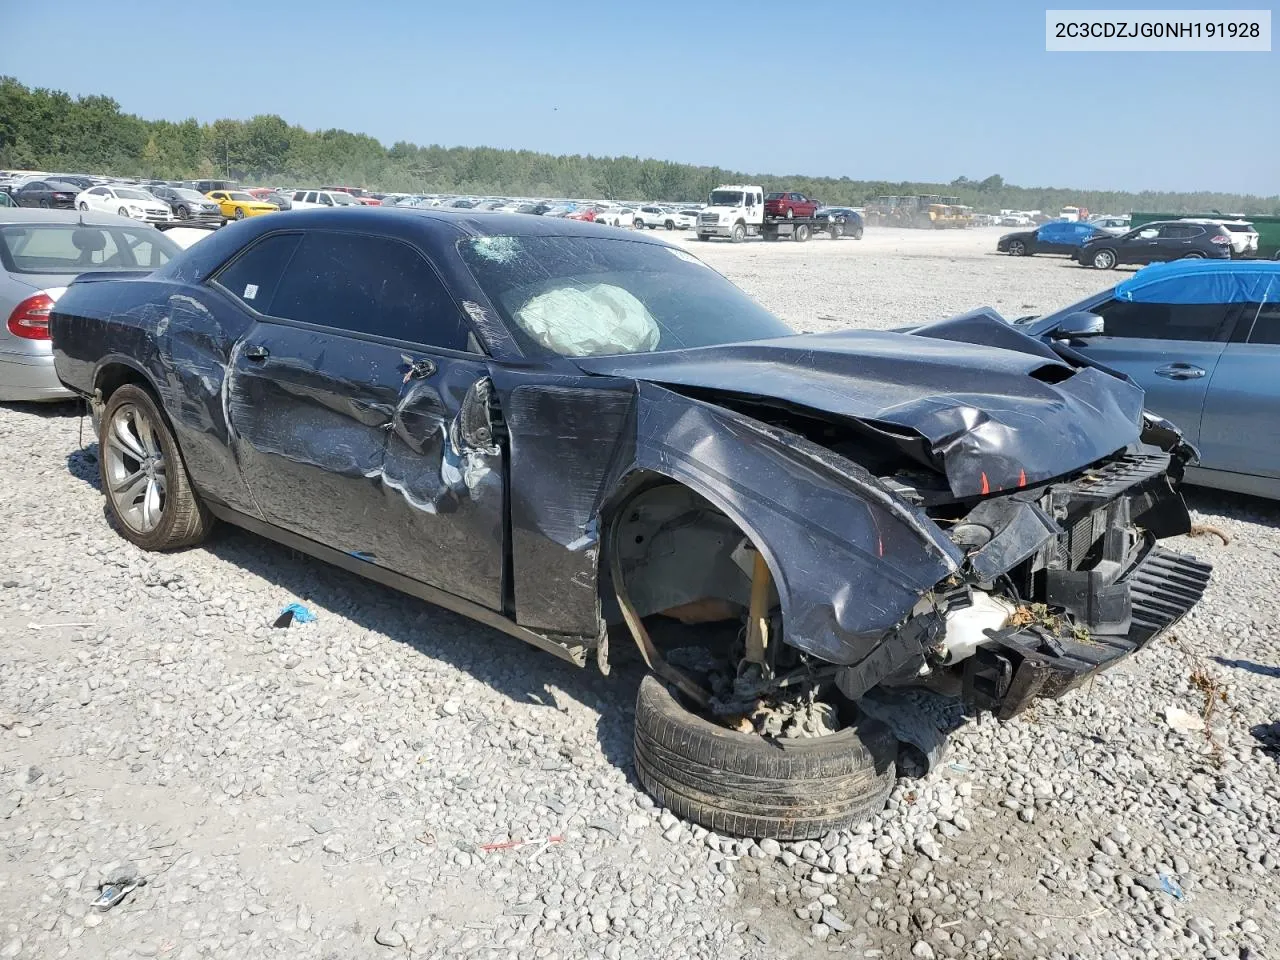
[0,223,181,275]
[766,193,783,200]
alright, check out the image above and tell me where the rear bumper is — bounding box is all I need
[0,351,74,401]
[964,544,1211,719]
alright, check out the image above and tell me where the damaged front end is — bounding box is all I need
[838,414,1210,720]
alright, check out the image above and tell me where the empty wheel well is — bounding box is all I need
[95,363,152,403]
[601,472,785,660]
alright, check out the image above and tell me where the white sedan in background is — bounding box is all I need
[595,206,636,227]
[75,185,172,224]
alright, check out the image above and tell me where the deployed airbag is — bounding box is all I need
[514,283,660,357]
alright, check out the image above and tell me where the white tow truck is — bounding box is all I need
[694,184,835,242]
[694,185,764,242]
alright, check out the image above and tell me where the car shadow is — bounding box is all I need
[0,398,83,419]
[1211,657,1280,679]
[1251,722,1280,764]
[1183,487,1280,531]
[62,441,647,782]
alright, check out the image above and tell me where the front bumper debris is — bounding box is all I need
[963,544,1211,720]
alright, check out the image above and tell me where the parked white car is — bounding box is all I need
[595,206,636,227]
[634,205,683,230]
[1179,218,1259,257]
[1089,216,1131,236]
[673,209,698,229]
[288,189,362,211]
[76,185,171,224]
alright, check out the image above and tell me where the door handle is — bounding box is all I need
[1153,363,1205,380]
[243,344,269,361]
[405,357,436,380]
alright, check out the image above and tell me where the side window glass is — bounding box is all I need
[1246,304,1280,345]
[211,233,302,310]
[1095,300,1227,341]
[269,232,471,350]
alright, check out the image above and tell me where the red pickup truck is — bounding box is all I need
[764,191,820,218]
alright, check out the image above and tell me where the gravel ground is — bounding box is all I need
[1,227,1277,960]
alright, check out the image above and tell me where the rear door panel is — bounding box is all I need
[1197,304,1280,478]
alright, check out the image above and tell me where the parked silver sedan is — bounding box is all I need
[0,209,182,401]
[1019,259,1280,499]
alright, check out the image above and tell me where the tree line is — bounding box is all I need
[2,76,1276,215]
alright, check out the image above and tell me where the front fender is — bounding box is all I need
[611,383,962,665]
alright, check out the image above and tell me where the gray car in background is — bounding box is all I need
[0,210,182,401]
[1019,260,1280,499]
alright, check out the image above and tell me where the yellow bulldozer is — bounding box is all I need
[865,195,970,229]
[925,203,975,229]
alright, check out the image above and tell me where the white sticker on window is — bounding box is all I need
[243,284,258,300]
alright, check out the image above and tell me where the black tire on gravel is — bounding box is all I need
[99,383,213,551]
[633,675,897,840]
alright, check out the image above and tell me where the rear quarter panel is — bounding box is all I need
[51,274,259,514]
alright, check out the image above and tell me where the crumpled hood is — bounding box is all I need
[574,311,1145,499]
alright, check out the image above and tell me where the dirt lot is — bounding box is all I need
[0,226,1276,960]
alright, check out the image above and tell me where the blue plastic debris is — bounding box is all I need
[274,603,317,628]
[1158,874,1184,899]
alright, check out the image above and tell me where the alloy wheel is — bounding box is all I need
[103,404,168,534]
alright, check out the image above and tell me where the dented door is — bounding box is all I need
[374,354,506,610]
[226,323,411,553]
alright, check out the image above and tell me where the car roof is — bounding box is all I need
[251,206,684,244]
[0,208,144,227]
[1113,260,1280,305]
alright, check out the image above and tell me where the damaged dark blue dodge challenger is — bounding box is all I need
[50,209,1210,839]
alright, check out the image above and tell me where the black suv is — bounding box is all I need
[1074,220,1233,269]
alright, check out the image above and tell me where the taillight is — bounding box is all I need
[1210,235,1232,245]
[7,292,56,340]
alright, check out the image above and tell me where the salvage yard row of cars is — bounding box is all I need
[4,199,1277,838]
[998,214,1269,267]
[0,171,869,240]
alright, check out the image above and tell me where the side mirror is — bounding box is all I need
[1052,311,1105,340]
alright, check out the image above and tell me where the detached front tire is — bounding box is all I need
[633,675,896,840]
[100,384,212,551]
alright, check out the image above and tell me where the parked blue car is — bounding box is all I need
[1019,260,1280,499]
[997,220,1104,257]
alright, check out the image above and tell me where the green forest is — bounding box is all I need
[2,76,1276,215]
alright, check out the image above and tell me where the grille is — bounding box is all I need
[1067,509,1103,568]
[699,213,719,224]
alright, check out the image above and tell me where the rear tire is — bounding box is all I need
[99,384,212,552]
[793,224,811,242]
[633,676,896,840]
[785,208,794,219]
[852,225,864,240]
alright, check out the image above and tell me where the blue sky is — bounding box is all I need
[6,0,1276,194]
